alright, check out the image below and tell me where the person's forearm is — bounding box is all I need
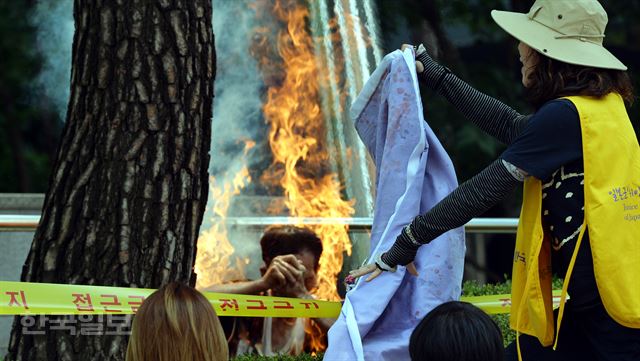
[410,159,521,241]
[382,159,522,267]
[417,51,530,145]
[203,279,269,295]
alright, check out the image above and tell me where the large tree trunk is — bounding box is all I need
[6,0,215,359]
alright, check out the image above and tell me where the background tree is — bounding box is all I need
[0,1,62,193]
[5,0,215,359]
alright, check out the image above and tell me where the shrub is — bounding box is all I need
[462,278,564,347]
[462,279,515,346]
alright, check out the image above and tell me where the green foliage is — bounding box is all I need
[0,1,62,192]
[462,278,564,347]
[439,0,518,43]
[462,278,512,296]
[492,312,515,347]
[463,279,515,346]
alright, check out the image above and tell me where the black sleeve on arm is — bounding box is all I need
[417,51,530,145]
[381,159,522,267]
[501,99,582,180]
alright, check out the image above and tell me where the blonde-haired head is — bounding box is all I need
[126,282,228,361]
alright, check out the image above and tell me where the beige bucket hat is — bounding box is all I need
[491,0,627,70]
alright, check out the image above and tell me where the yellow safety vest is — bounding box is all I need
[510,93,640,354]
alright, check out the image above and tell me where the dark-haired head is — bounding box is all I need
[259,225,323,291]
[409,301,504,361]
[521,43,634,109]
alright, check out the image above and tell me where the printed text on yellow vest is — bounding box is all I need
[510,93,640,356]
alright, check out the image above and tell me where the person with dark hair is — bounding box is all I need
[258,225,324,294]
[205,225,333,357]
[409,301,504,361]
[350,0,640,360]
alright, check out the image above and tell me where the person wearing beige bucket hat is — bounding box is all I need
[491,0,627,71]
[349,1,640,360]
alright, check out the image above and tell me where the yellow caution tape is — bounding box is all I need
[0,281,340,318]
[0,281,563,318]
[462,290,564,315]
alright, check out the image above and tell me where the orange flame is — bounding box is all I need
[263,0,354,302]
[198,0,359,352]
[195,141,255,288]
[260,0,355,351]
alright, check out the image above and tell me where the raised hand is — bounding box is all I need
[261,254,306,290]
[349,253,418,283]
[400,43,425,73]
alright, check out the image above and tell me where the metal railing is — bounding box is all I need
[0,215,519,234]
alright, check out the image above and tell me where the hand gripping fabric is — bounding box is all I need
[324,49,466,361]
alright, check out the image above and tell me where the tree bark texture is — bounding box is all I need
[6,0,215,359]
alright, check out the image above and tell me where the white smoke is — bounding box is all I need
[31,0,73,120]
[210,0,266,179]
[29,0,267,280]
[200,0,268,280]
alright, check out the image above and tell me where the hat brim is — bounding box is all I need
[491,10,627,71]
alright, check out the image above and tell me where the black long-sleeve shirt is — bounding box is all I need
[382,51,599,309]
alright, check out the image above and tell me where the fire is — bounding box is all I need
[260,0,355,351]
[198,0,359,353]
[195,141,255,288]
[263,0,354,302]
